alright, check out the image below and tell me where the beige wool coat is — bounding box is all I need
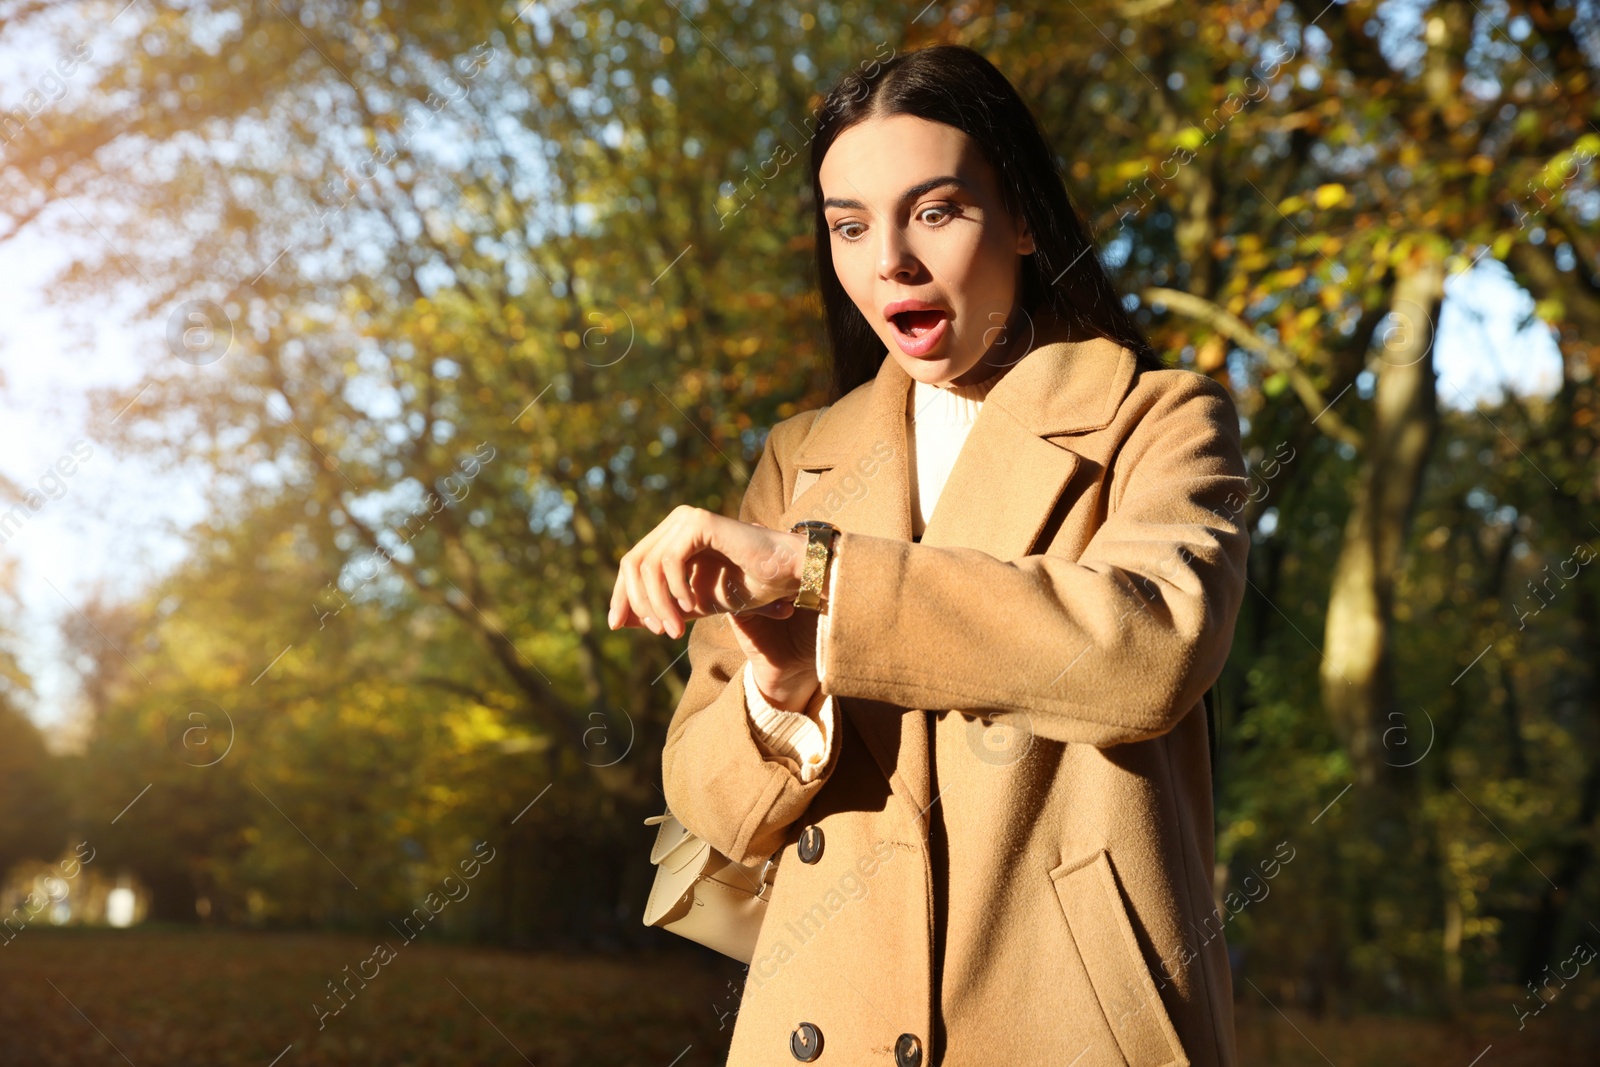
[661,323,1251,1067]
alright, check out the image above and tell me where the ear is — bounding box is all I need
[1016,217,1035,256]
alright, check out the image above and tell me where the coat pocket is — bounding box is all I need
[1049,848,1190,1067]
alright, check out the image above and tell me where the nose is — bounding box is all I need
[875,217,921,282]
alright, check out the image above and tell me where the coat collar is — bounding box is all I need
[791,308,1140,469]
[776,311,1142,833]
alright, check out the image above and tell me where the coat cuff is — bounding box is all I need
[663,616,842,867]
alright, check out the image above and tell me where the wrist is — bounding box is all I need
[750,664,820,713]
[785,530,808,598]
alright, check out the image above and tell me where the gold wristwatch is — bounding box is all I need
[789,520,839,612]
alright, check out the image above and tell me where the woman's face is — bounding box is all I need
[820,113,1035,388]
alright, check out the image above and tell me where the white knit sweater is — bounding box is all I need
[742,360,1014,782]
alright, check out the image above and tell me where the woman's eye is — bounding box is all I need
[831,221,865,241]
[919,203,957,225]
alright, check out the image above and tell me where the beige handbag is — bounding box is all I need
[641,807,780,963]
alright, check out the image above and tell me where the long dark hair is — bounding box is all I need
[809,45,1166,401]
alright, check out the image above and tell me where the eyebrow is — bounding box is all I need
[822,175,970,211]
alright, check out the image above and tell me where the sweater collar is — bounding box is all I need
[910,357,1013,423]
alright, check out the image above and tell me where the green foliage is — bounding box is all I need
[0,702,68,875]
[2,0,1597,1020]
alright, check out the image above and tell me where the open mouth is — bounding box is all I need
[890,309,947,337]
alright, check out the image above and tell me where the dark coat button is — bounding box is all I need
[894,1033,923,1067]
[797,824,824,864]
[790,1021,823,1061]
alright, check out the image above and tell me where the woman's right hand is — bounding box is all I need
[727,599,821,712]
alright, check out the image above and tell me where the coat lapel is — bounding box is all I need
[776,316,1140,837]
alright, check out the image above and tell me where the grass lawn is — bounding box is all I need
[1,927,741,1066]
[1,928,1592,1065]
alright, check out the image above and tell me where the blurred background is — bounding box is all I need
[1,0,1597,1063]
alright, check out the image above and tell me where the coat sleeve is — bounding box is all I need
[817,373,1250,748]
[660,412,842,867]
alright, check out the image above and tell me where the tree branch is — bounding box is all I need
[1142,285,1365,448]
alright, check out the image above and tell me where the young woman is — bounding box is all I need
[610,45,1249,1067]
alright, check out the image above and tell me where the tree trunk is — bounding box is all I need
[1519,403,1600,983]
[1320,252,1444,788]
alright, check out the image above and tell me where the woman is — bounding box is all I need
[610,45,1249,1067]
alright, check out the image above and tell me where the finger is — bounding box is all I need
[688,556,733,616]
[638,508,698,635]
[643,507,706,632]
[612,563,652,630]
[662,540,696,621]
[649,508,707,633]
[613,564,639,629]
[620,550,659,635]
[608,563,630,629]
[611,510,678,630]
[748,599,794,619]
[641,541,687,639]
[648,509,698,629]
[682,558,703,617]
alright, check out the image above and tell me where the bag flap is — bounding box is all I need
[647,810,717,876]
[644,838,714,926]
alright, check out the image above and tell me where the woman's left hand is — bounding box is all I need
[607,507,807,638]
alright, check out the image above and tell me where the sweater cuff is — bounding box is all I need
[743,661,834,784]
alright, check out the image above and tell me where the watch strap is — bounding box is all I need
[790,521,838,612]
